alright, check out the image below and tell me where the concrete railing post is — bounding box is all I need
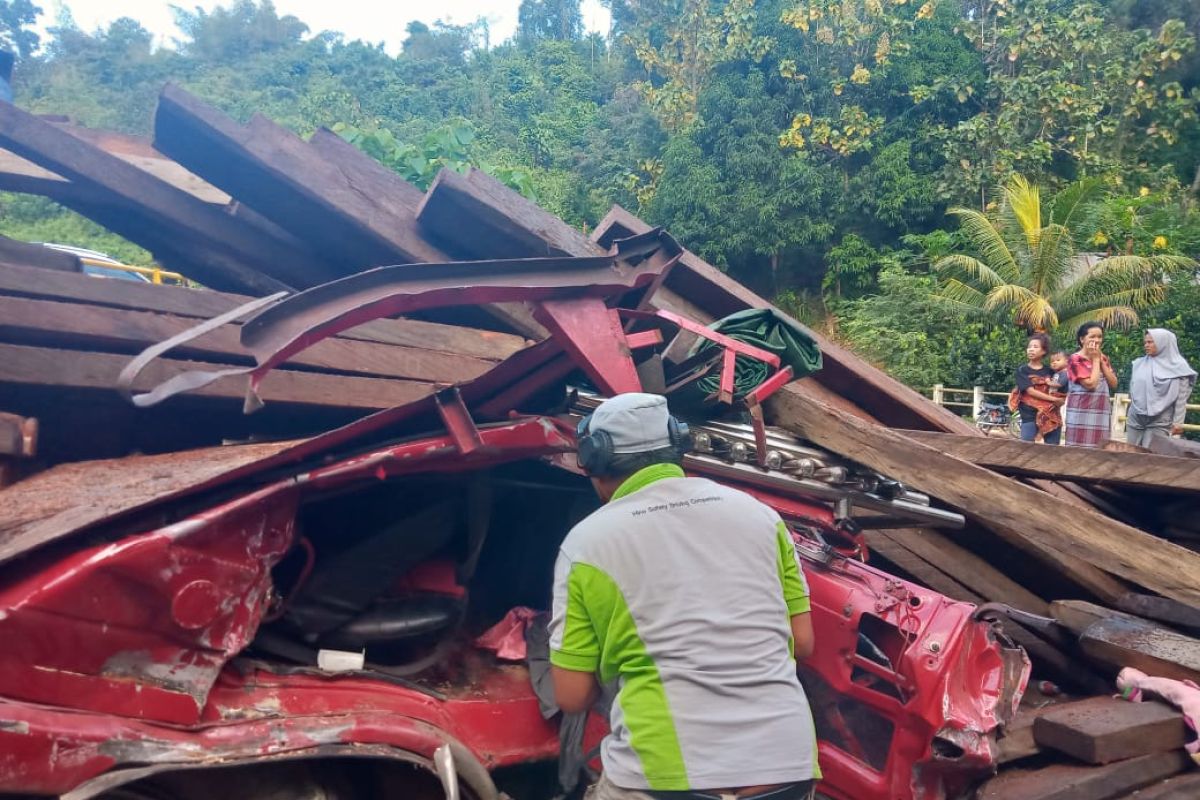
[1112,393,1130,441]
[932,383,944,408]
[973,386,985,420]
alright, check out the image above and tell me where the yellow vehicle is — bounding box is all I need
[41,243,188,286]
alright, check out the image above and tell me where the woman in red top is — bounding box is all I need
[1064,321,1119,447]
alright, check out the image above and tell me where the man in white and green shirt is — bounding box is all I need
[550,393,819,800]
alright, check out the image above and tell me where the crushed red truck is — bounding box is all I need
[0,229,1028,800]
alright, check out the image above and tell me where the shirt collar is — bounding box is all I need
[610,463,686,502]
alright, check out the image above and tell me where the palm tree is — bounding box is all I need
[933,175,1194,333]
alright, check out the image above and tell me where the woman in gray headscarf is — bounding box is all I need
[1126,328,1197,447]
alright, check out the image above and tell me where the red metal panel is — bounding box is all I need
[434,386,484,455]
[623,329,664,350]
[533,298,642,395]
[0,485,297,725]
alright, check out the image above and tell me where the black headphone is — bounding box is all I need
[576,411,693,475]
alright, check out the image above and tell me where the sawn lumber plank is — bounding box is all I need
[154,84,447,271]
[1081,617,1200,685]
[0,101,328,294]
[1033,695,1188,764]
[899,430,1200,493]
[974,751,1190,800]
[0,295,493,384]
[0,342,434,411]
[765,387,1197,606]
[0,262,526,362]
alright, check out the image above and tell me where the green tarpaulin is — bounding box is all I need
[677,308,822,408]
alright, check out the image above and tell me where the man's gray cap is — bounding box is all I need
[588,393,673,454]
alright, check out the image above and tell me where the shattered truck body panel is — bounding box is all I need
[0,235,1027,798]
[0,416,1026,800]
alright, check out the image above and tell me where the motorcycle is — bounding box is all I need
[976,401,1019,436]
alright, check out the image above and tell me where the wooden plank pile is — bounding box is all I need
[2,84,1200,795]
[980,693,1199,799]
[0,258,525,465]
[0,84,967,467]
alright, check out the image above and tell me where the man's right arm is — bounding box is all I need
[548,550,602,712]
[776,520,815,659]
[790,611,815,660]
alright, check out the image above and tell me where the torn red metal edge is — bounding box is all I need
[117,229,680,409]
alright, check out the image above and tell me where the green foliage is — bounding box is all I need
[0,194,154,265]
[839,263,1029,391]
[822,233,883,297]
[922,0,1200,202]
[333,121,538,198]
[625,0,774,130]
[848,139,935,232]
[0,0,40,58]
[170,0,308,61]
[934,174,1196,333]
[518,0,584,44]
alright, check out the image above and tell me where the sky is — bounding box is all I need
[40,0,612,54]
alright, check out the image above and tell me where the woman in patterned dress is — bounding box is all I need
[1064,321,1119,447]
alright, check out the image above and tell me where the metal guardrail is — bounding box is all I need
[927,383,1200,434]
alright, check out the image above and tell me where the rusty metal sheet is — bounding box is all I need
[0,439,301,566]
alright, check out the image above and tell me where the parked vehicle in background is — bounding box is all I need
[40,242,188,285]
[976,401,1019,437]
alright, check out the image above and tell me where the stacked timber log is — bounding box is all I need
[980,690,1200,800]
[3,85,1200,795]
[0,259,526,465]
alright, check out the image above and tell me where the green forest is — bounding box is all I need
[2,0,1199,394]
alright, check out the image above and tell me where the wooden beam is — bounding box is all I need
[0,262,527,362]
[0,101,329,294]
[306,130,559,338]
[1148,436,1200,459]
[151,91,545,338]
[1050,600,1145,637]
[1052,600,1200,683]
[883,528,1048,616]
[1116,593,1200,634]
[591,205,977,433]
[56,122,230,203]
[419,167,606,260]
[788,376,882,424]
[153,85,446,271]
[1081,617,1200,684]
[0,295,493,384]
[45,192,317,294]
[995,707,1053,764]
[0,342,434,411]
[0,235,81,273]
[900,430,1200,493]
[766,387,1193,605]
[975,751,1189,800]
[1033,696,1188,764]
[1112,773,1200,799]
